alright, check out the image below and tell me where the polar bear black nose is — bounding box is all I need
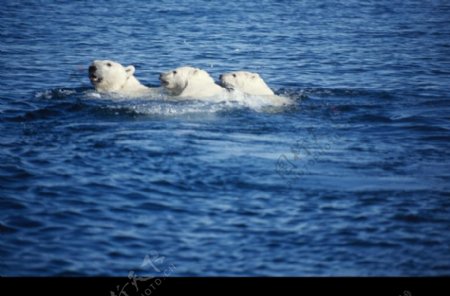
[219,74,223,80]
[88,65,97,74]
[159,73,164,80]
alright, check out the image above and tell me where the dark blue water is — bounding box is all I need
[1,0,450,276]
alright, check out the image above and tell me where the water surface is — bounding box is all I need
[1,0,449,276]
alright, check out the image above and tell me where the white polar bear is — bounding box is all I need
[219,71,293,106]
[159,66,229,99]
[219,71,275,95]
[88,60,158,97]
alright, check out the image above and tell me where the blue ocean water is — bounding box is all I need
[1,0,450,276]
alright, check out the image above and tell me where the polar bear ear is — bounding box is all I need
[192,69,199,75]
[125,65,135,76]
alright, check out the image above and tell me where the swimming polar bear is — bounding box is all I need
[219,71,293,106]
[219,71,275,95]
[88,60,158,97]
[159,66,229,99]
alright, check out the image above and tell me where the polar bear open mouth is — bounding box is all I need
[159,74,170,87]
[89,74,103,83]
[88,65,103,84]
[160,78,169,86]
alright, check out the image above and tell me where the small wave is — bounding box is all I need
[298,87,394,100]
[0,222,17,234]
[8,101,89,122]
[349,114,393,123]
[34,88,88,100]
[403,124,449,133]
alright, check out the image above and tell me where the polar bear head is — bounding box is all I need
[88,60,136,92]
[159,66,218,96]
[219,71,275,96]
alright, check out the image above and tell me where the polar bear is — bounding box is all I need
[88,60,157,97]
[159,66,229,99]
[219,71,293,106]
[219,71,275,95]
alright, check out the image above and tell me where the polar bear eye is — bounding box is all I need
[173,71,177,75]
[107,63,112,67]
[232,74,237,77]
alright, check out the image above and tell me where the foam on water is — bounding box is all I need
[32,87,297,117]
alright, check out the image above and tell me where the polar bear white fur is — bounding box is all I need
[219,71,275,95]
[220,71,293,106]
[88,60,157,97]
[159,66,228,99]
